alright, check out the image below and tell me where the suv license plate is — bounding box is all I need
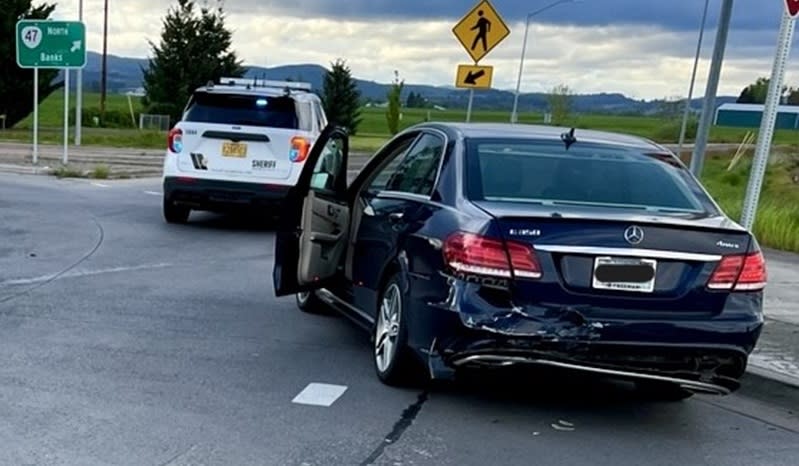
[592,257,657,293]
[222,142,248,158]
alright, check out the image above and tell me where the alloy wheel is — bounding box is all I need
[375,283,402,373]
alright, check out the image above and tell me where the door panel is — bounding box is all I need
[273,124,349,296]
[344,133,420,281]
[298,191,349,285]
[348,130,447,317]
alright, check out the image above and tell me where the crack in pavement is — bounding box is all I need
[360,391,429,466]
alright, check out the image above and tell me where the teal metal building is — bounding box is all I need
[714,103,799,130]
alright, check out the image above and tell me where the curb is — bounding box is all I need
[745,364,799,390]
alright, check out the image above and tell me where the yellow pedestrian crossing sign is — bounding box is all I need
[452,0,511,63]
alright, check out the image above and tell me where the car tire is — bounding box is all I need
[635,380,695,401]
[296,291,334,315]
[373,274,424,387]
[163,198,190,224]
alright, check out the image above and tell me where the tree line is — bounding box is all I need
[737,77,799,105]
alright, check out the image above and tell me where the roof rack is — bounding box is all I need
[214,77,313,92]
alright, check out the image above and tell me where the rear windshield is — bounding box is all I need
[183,92,300,129]
[465,138,719,214]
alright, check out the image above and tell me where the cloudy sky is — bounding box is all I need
[50,0,798,100]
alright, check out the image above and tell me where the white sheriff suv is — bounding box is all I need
[161,77,328,223]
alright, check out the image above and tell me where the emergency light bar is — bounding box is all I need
[218,77,313,92]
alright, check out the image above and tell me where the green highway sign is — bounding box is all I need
[16,20,87,69]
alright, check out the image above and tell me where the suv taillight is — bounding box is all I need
[708,251,767,291]
[168,128,183,153]
[443,232,542,280]
[289,137,311,163]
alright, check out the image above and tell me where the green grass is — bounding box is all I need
[15,92,142,129]
[4,91,798,152]
[90,164,110,179]
[50,165,86,178]
[700,150,799,253]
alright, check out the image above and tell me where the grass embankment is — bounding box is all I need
[701,150,799,253]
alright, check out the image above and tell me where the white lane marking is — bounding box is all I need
[291,383,348,407]
[91,182,111,188]
[0,263,173,286]
[144,191,162,196]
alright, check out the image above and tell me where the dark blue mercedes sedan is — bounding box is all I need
[272,122,767,400]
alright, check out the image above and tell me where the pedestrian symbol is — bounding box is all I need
[453,0,510,63]
[471,11,491,52]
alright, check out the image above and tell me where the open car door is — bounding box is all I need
[273,124,350,296]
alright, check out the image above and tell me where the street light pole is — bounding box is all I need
[510,0,577,124]
[677,0,710,159]
[511,17,532,124]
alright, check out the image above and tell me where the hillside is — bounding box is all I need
[55,52,738,114]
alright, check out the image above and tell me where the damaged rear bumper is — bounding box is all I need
[414,281,764,395]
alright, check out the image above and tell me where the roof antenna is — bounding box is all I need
[561,128,577,150]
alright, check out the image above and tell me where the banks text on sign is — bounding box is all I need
[452,0,510,64]
[455,65,494,89]
[16,20,87,69]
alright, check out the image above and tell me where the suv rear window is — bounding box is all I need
[465,138,719,214]
[183,92,300,129]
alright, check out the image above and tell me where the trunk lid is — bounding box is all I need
[474,200,753,314]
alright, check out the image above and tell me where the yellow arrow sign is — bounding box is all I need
[456,65,494,89]
[452,0,511,63]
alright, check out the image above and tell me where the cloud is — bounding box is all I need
[223,0,790,32]
[49,0,799,99]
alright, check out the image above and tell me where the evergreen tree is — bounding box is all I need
[0,0,62,128]
[142,0,244,124]
[406,92,416,108]
[322,59,362,134]
[386,71,404,135]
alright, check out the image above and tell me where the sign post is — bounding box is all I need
[16,20,87,165]
[740,4,797,230]
[452,0,510,122]
[33,68,39,165]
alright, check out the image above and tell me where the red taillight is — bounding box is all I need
[443,232,542,280]
[708,252,767,291]
[168,128,183,153]
[290,137,311,163]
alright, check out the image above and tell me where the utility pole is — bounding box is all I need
[100,0,109,118]
[690,0,734,177]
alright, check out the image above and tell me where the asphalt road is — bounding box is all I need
[1,173,798,466]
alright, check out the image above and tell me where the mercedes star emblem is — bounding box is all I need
[624,226,645,245]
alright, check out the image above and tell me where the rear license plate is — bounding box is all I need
[592,257,657,293]
[222,142,248,158]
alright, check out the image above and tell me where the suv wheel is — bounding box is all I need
[163,198,190,224]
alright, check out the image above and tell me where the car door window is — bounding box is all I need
[384,133,445,196]
[366,136,418,193]
[310,135,346,193]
